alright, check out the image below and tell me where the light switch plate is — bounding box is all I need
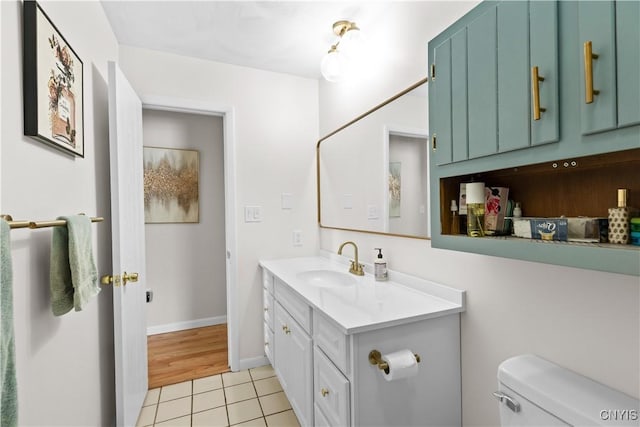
[281,193,293,210]
[244,206,262,222]
[343,194,353,209]
[367,204,379,219]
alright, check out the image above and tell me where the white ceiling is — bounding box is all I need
[100,1,479,80]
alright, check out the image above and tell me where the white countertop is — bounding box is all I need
[259,254,466,334]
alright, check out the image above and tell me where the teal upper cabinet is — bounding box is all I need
[579,1,640,134]
[430,0,559,166]
[529,0,559,145]
[468,5,498,159]
[578,2,617,134]
[616,1,640,128]
[496,1,529,153]
[427,0,640,276]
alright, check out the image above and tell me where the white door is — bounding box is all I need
[107,61,148,426]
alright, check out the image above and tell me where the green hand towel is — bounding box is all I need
[50,215,100,316]
[1,219,18,427]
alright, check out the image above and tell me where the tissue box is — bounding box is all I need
[513,218,568,241]
[567,217,608,243]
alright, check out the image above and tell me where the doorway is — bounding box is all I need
[140,97,239,388]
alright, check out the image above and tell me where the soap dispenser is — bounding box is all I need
[374,248,388,281]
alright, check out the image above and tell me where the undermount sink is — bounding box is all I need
[296,269,357,287]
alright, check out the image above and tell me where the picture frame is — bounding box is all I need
[143,147,200,224]
[23,0,84,157]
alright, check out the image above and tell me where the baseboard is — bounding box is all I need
[237,355,269,371]
[147,315,227,336]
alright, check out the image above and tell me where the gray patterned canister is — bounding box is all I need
[608,189,630,244]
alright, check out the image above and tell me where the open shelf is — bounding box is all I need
[439,148,640,240]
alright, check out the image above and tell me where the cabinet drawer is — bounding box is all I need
[263,288,274,331]
[275,278,312,334]
[262,268,274,295]
[314,347,350,427]
[314,404,332,427]
[314,311,349,375]
[264,322,274,365]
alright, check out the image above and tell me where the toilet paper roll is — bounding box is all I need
[381,349,419,382]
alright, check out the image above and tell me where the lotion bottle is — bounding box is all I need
[374,248,388,281]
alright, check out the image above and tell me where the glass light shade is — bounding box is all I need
[339,27,364,57]
[321,49,345,82]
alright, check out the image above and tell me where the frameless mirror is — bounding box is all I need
[317,79,430,239]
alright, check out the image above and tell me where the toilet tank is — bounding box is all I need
[495,354,639,426]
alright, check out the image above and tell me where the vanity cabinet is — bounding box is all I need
[261,261,465,427]
[263,272,274,364]
[428,0,640,276]
[272,277,313,427]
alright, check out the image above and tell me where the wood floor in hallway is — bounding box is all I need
[147,324,230,389]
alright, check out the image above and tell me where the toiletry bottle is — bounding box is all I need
[466,182,485,237]
[374,248,388,281]
[459,183,468,235]
[513,202,522,218]
[450,200,459,235]
[608,189,632,244]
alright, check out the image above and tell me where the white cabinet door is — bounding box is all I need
[274,302,313,426]
[314,347,350,427]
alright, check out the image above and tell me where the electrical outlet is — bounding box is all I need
[293,230,302,246]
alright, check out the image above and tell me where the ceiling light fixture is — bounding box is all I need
[320,20,363,82]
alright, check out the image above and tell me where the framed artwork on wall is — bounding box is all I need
[389,162,401,217]
[143,147,200,224]
[23,0,84,157]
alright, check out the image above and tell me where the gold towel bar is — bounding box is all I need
[1,214,104,230]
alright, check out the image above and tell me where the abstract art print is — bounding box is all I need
[389,162,401,217]
[143,147,200,223]
[23,0,84,156]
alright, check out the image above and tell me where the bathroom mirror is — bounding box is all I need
[317,78,430,239]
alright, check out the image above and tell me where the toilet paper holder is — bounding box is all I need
[369,349,421,374]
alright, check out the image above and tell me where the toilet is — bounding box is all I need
[495,354,640,426]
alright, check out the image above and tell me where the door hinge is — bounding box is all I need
[431,133,437,151]
[431,63,436,81]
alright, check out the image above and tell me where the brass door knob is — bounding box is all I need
[320,388,329,397]
[122,272,139,286]
[100,274,121,287]
[100,272,139,287]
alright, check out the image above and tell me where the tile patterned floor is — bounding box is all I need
[137,365,301,427]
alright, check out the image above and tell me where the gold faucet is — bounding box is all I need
[337,241,364,276]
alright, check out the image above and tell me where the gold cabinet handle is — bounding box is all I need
[431,133,437,151]
[320,388,329,397]
[282,325,291,335]
[531,66,546,120]
[584,41,600,104]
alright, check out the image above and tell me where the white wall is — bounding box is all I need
[1,0,118,424]
[317,1,639,426]
[118,46,319,365]
[142,109,226,330]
